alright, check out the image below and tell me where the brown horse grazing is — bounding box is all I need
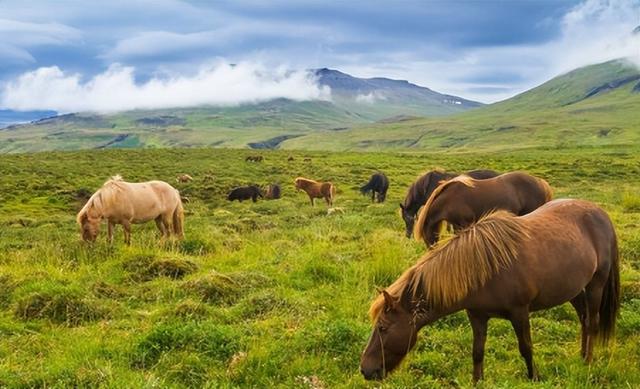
[400,169,499,238]
[245,155,264,162]
[361,199,619,382]
[77,176,185,245]
[294,177,336,206]
[414,171,552,247]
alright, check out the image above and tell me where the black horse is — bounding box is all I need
[400,169,499,237]
[360,172,389,203]
[227,185,263,202]
[265,184,281,199]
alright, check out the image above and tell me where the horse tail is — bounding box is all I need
[413,175,475,242]
[538,177,553,202]
[330,183,336,203]
[598,232,620,345]
[173,194,185,239]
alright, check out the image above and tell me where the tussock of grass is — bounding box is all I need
[123,254,198,281]
[622,192,640,212]
[132,322,241,369]
[14,285,107,326]
[182,272,240,304]
[171,299,211,320]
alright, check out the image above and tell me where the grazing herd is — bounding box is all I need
[75,156,621,384]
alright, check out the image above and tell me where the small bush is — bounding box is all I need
[14,285,106,326]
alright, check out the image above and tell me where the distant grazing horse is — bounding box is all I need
[76,175,184,245]
[361,199,619,382]
[265,184,281,200]
[287,156,295,162]
[176,174,193,183]
[414,172,552,247]
[294,177,335,206]
[227,185,263,202]
[303,158,312,163]
[360,172,389,203]
[400,169,499,237]
[245,155,264,162]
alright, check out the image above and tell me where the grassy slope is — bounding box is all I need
[284,61,640,151]
[0,147,639,388]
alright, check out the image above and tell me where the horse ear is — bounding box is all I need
[381,290,397,311]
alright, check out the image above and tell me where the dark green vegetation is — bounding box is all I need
[2,60,638,153]
[1,147,639,387]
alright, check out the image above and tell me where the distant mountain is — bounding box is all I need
[315,68,481,109]
[0,68,482,152]
[281,59,640,151]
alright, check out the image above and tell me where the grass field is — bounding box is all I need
[1,146,639,388]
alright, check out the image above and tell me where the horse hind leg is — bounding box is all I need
[122,220,132,246]
[161,214,173,240]
[584,283,605,363]
[155,216,167,238]
[570,292,588,360]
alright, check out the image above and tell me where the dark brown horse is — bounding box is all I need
[361,199,619,382]
[295,177,335,206]
[360,172,389,203]
[414,171,552,247]
[400,169,499,238]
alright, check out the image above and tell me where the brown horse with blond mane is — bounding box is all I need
[294,177,336,206]
[77,175,184,244]
[361,199,619,382]
[414,171,552,247]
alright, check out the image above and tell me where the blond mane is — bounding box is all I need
[76,175,125,224]
[413,175,475,241]
[370,210,528,320]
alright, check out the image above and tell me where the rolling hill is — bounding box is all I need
[0,59,638,153]
[0,69,481,153]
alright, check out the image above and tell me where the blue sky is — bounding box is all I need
[0,0,638,111]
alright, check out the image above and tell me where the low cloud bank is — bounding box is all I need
[0,61,330,113]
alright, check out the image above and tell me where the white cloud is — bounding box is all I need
[0,18,82,47]
[0,61,331,113]
[355,91,386,103]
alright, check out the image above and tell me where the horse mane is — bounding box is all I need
[76,175,125,224]
[413,175,475,241]
[295,177,317,184]
[369,210,528,320]
[402,169,448,210]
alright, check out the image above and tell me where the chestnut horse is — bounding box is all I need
[294,177,336,206]
[400,169,499,238]
[76,175,184,244]
[414,171,552,247]
[361,199,619,382]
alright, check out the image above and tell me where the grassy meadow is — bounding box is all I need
[0,146,639,388]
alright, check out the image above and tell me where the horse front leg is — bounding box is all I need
[309,196,314,206]
[510,307,538,380]
[122,220,132,245]
[467,310,488,383]
[107,220,114,245]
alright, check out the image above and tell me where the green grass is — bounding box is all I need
[0,146,639,387]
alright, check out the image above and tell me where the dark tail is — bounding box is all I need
[599,234,620,345]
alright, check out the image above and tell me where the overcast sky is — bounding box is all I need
[0,0,638,112]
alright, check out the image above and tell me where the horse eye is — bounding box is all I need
[379,325,387,333]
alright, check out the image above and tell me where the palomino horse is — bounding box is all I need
[294,177,336,206]
[414,171,552,246]
[400,169,499,238]
[76,175,184,244]
[361,199,619,382]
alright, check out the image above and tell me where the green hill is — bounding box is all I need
[1,60,638,153]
